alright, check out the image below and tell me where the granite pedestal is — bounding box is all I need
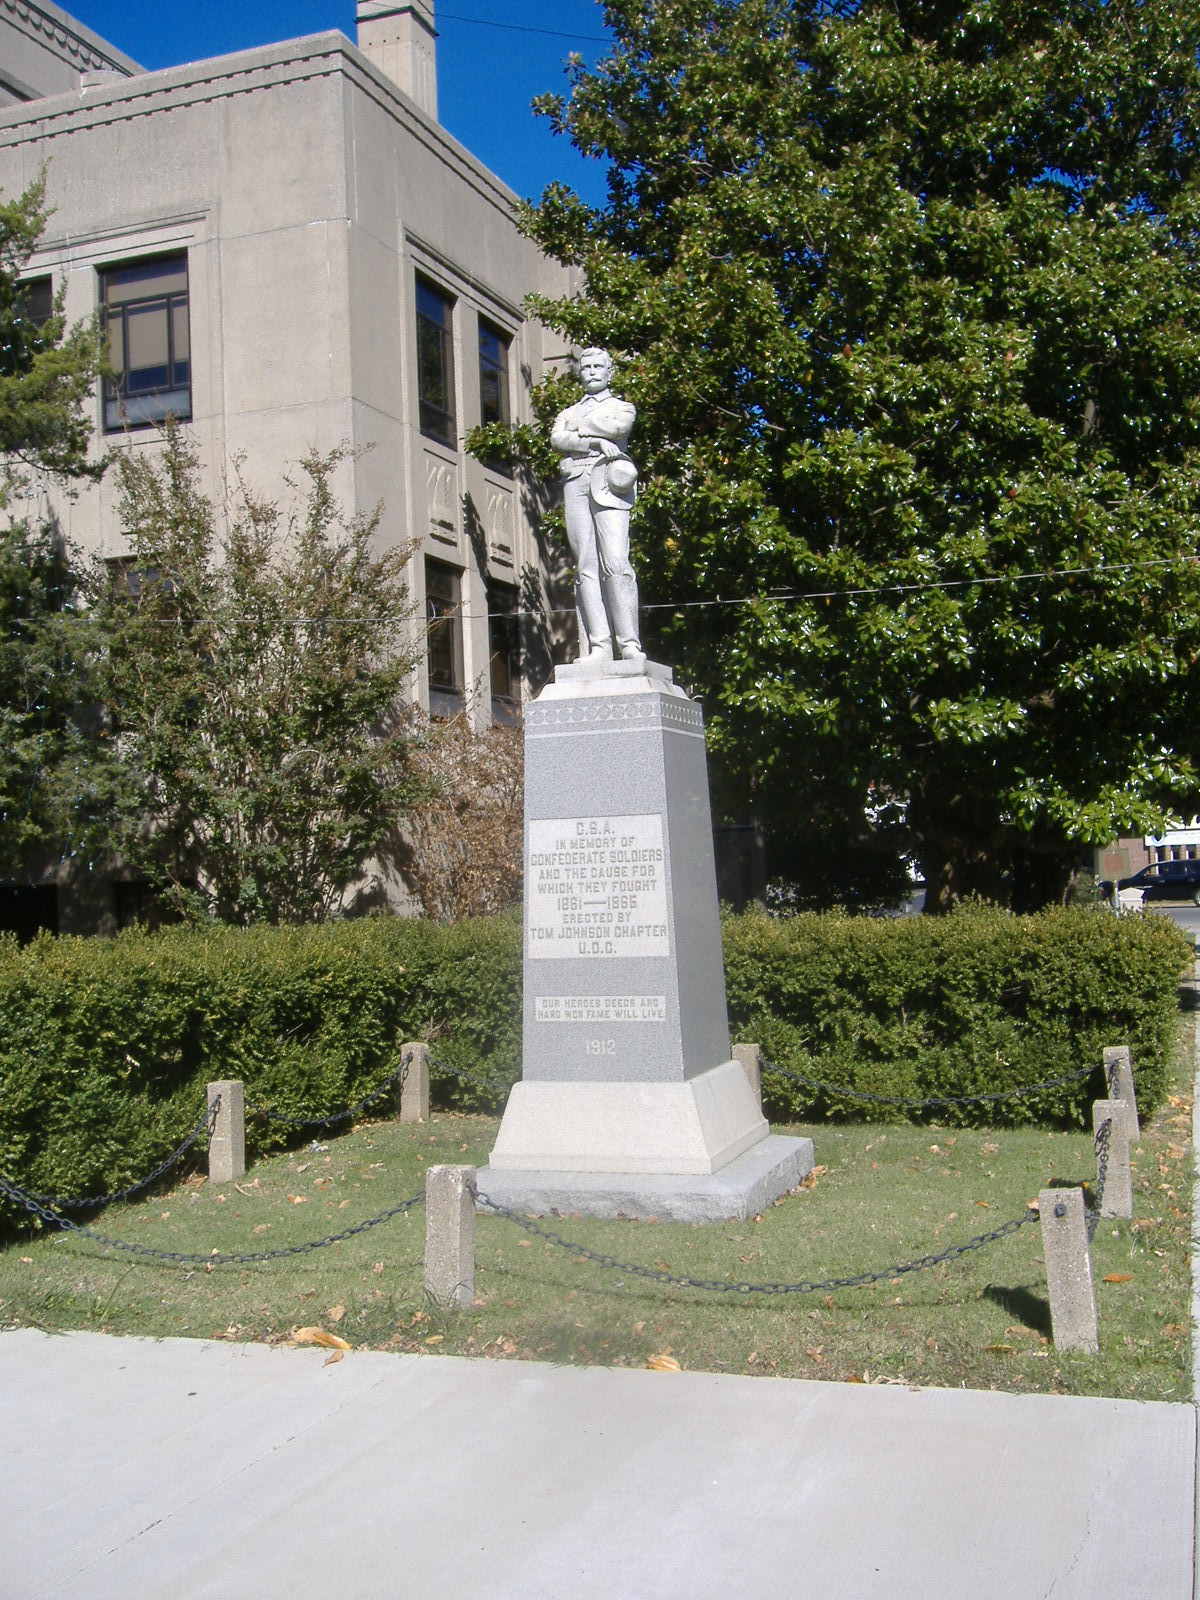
[477,658,812,1222]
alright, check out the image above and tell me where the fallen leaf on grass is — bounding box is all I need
[1102,1273,1134,1284]
[286,1194,307,1205]
[518,1240,532,1249]
[372,1262,384,1275]
[313,1178,332,1191]
[653,1261,672,1272]
[986,1344,1015,1354]
[18,1256,32,1265]
[806,1346,825,1363]
[234,1180,260,1196]
[289,1327,351,1350]
[425,1334,444,1345]
[647,1354,681,1371]
[974,1200,990,1209]
[252,1223,270,1236]
[327,1303,345,1323]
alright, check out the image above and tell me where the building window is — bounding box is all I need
[101,255,191,431]
[478,320,510,428]
[416,278,456,447]
[426,558,463,704]
[488,581,520,704]
[3,276,53,376]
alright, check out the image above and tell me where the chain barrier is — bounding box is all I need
[2,1098,220,1216]
[246,1058,409,1131]
[0,1170,425,1266]
[473,1185,1039,1298]
[760,1057,1096,1112]
[1086,1116,1112,1243]
[429,1057,513,1096]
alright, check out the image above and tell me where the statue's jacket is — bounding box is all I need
[551,393,638,510]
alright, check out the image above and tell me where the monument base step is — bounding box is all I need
[474,1133,814,1224]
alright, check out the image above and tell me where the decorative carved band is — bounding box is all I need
[528,695,705,736]
[2,0,132,76]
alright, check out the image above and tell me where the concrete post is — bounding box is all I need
[1102,1045,1140,1142]
[425,1165,475,1308]
[207,1079,245,1184]
[400,1042,431,1124]
[1092,1099,1133,1220]
[732,1043,763,1112]
[1039,1187,1099,1355]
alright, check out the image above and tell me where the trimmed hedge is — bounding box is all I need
[724,904,1192,1126]
[0,904,1190,1209]
[0,916,521,1208]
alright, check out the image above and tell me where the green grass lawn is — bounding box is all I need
[1,1031,1192,1400]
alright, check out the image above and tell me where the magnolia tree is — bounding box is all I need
[515,0,1200,909]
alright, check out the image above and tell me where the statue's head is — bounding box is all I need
[578,347,612,391]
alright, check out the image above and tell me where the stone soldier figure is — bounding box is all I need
[550,347,645,665]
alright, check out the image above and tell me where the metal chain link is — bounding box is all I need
[1086,1116,1112,1243]
[0,1171,425,1266]
[760,1057,1096,1112]
[246,1057,409,1131]
[473,1186,1039,1297]
[429,1056,513,1095]
[4,1098,220,1214]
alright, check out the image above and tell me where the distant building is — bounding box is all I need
[0,0,575,932]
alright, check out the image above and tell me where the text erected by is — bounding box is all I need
[527,814,670,959]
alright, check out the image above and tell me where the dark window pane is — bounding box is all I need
[416,277,455,446]
[488,581,519,702]
[101,254,191,432]
[478,320,510,428]
[426,559,463,694]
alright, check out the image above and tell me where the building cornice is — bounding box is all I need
[0,30,524,226]
[1,0,142,78]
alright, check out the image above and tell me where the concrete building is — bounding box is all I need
[0,0,575,932]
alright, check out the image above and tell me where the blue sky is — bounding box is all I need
[61,1,613,208]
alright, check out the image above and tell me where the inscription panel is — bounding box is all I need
[534,995,667,1023]
[527,813,669,960]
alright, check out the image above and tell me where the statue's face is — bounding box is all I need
[579,350,611,393]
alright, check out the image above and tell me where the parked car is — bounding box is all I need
[1103,860,1200,906]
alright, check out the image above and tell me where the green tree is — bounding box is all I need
[519,0,1200,910]
[99,425,425,924]
[0,175,112,882]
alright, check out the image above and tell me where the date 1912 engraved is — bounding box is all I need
[527,814,669,960]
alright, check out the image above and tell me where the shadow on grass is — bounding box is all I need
[982,1282,1051,1336]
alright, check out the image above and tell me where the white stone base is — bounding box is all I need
[474,1135,814,1224]
[487,1060,767,1177]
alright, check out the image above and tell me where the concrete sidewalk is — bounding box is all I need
[2,1327,1194,1599]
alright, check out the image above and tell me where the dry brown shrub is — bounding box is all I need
[397,709,523,921]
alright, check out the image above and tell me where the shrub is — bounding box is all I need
[723,904,1191,1125]
[0,904,1188,1215]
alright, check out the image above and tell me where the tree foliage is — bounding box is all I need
[521,0,1200,909]
[0,173,104,485]
[0,176,113,883]
[98,425,425,924]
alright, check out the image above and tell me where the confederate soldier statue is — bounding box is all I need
[550,347,644,665]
